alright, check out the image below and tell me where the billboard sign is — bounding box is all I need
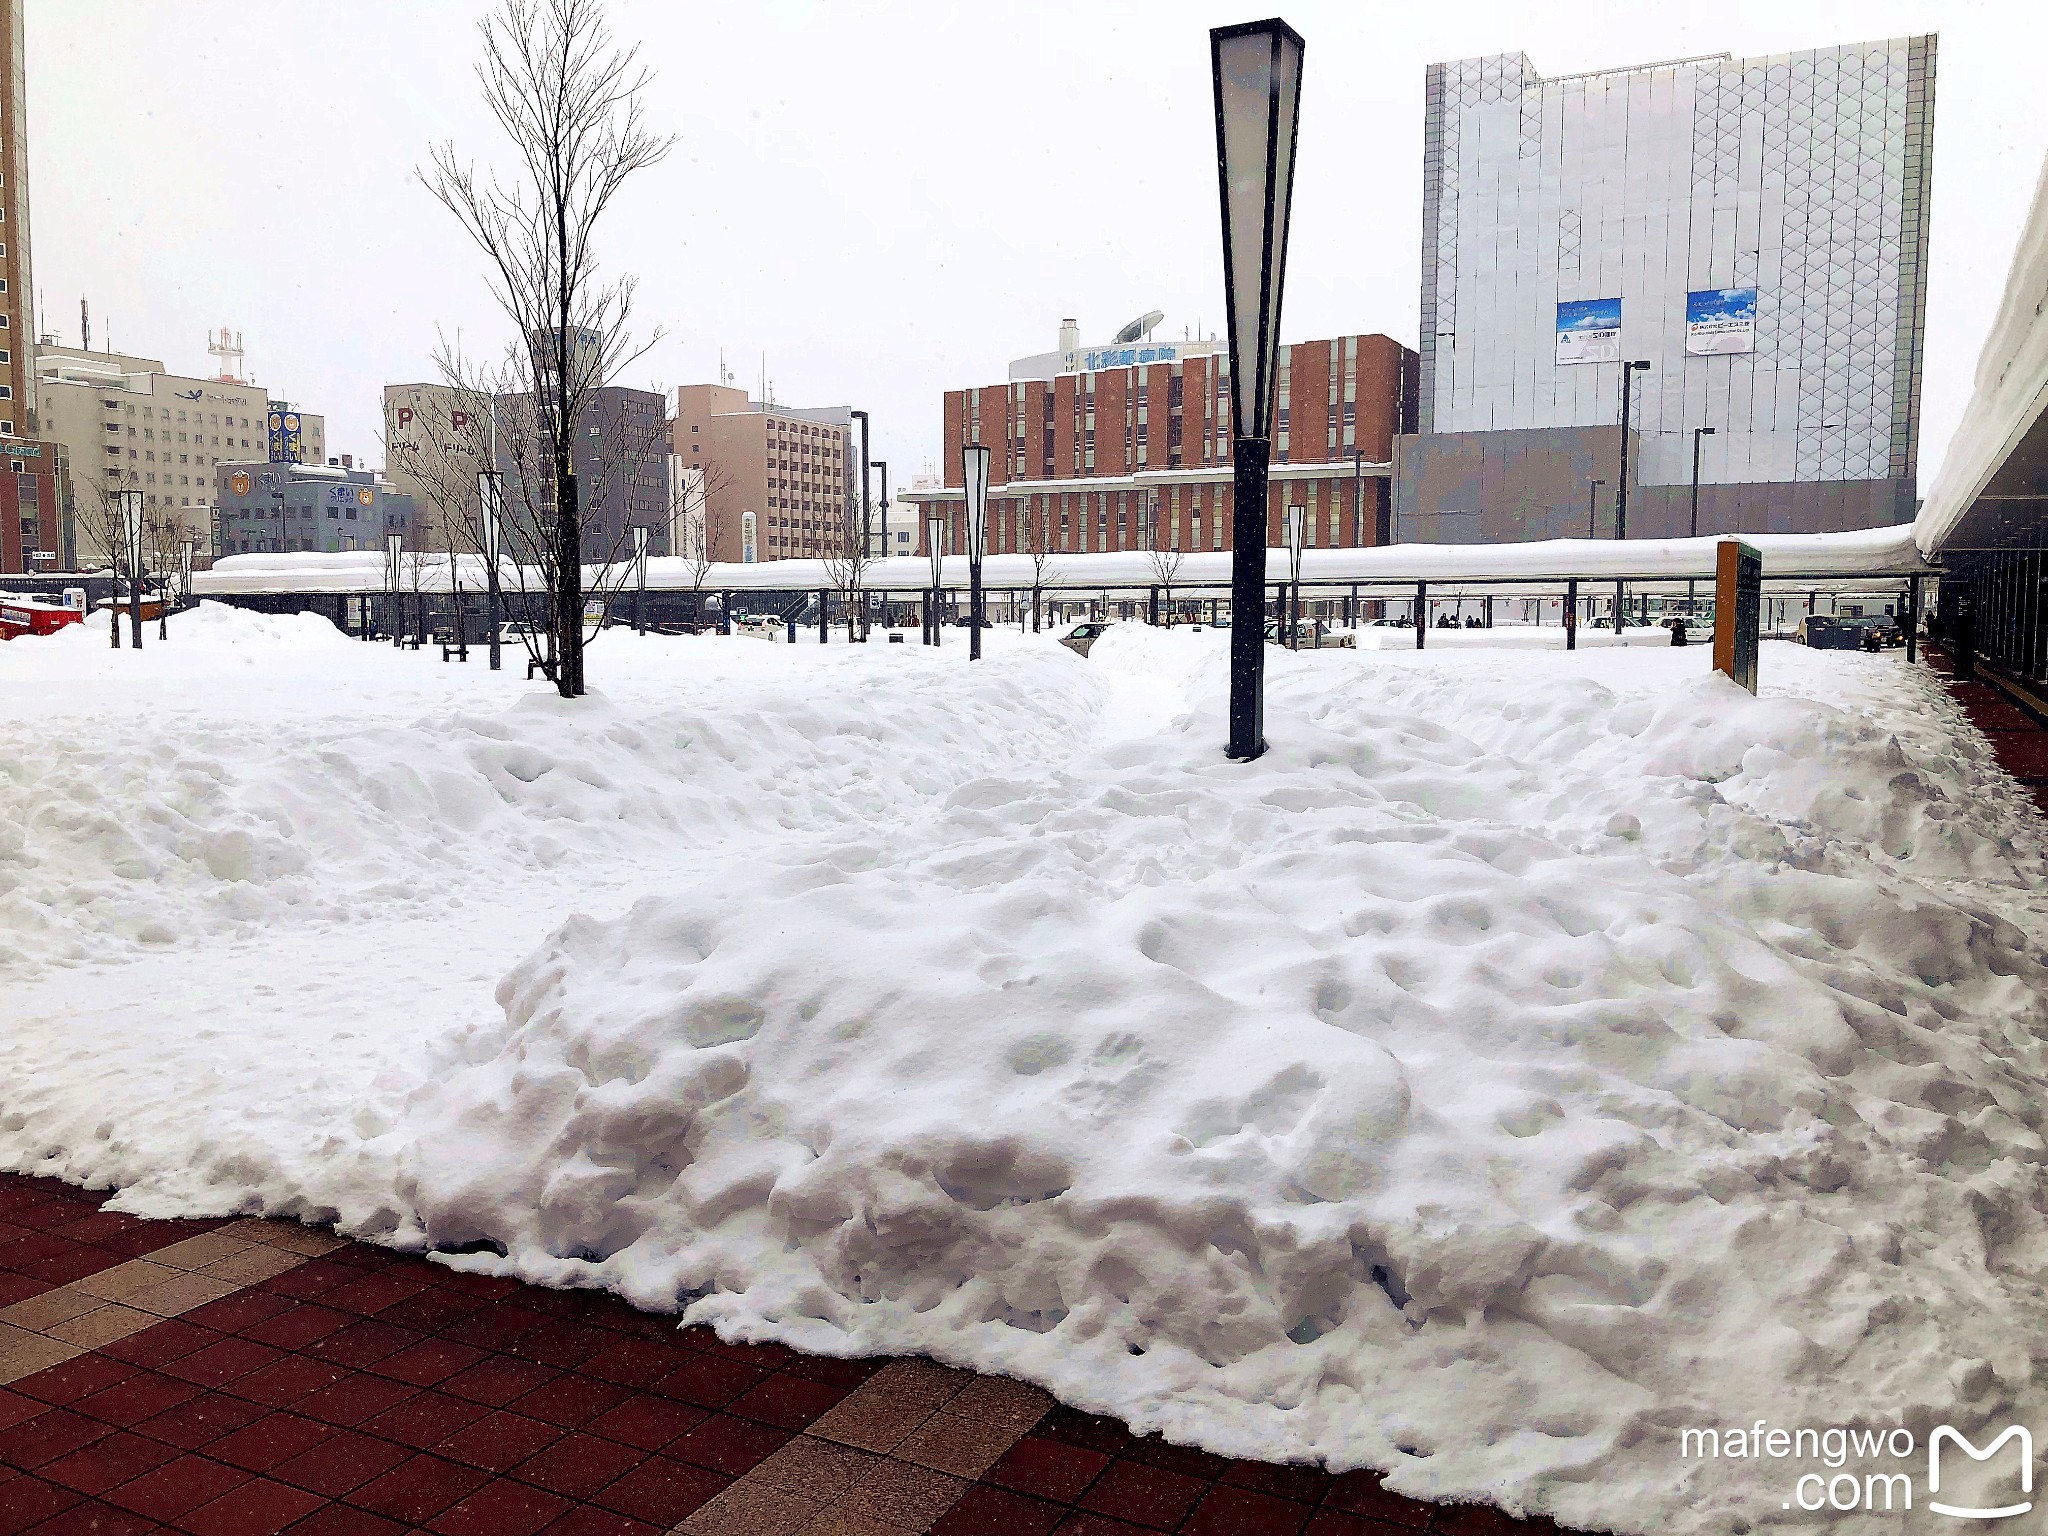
[267,408,304,464]
[1556,299,1622,365]
[1686,288,1758,355]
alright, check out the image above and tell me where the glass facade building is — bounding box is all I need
[1399,36,1936,542]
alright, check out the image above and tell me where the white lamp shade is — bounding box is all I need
[962,443,991,562]
[927,515,947,580]
[1213,19,1303,442]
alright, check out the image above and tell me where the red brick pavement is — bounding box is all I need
[1924,647,2048,818]
[0,1175,1574,1535]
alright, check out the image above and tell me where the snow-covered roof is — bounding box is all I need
[195,525,1931,599]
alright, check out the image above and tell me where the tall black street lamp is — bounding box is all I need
[963,443,991,661]
[633,524,649,634]
[872,458,890,623]
[478,470,504,672]
[1285,502,1304,649]
[926,511,946,648]
[1212,15,1304,761]
[1687,425,1717,605]
[121,489,145,650]
[1614,358,1649,632]
[1587,477,1606,538]
[1350,447,1364,546]
[386,533,404,648]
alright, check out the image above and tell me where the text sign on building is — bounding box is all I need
[1076,344,1187,373]
[267,409,303,465]
[1686,288,1758,356]
[1555,299,1622,365]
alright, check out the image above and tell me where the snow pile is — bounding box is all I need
[8,611,2048,1533]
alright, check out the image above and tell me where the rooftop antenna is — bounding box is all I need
[81,297,90,352]
[208,326,245,383]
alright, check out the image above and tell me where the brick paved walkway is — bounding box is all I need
[1925,647,2048,818]
[0,1175,1566,1535]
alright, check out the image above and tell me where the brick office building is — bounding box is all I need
[673,384,849,563]
[905,333,1418,557]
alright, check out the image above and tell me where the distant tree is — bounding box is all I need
[823,482,872,642]
[76,482,136,649]
[423,0,673,697]
[1143,496,1185,627]
[1016,497,1053,633]
[144,505,187,639]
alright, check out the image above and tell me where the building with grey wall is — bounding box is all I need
[213,460,413,556]
[495,384,671,560]
[1399,35,1935,544]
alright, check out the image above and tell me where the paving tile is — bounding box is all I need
[362,1338,485,1389]
[1077,1460,1207,1530]
[893,1411,1032,1480]
[426,1475,572,1536]
[242,1304,354,1353]
[129,1390,269,1451]
[1122,1436,1229,1481]
[1220,1459,1334,1506]
[986,1436,1110,1503]
[44,1307,166,1352]
[431,1411,564,1474]
[270,1426,413,1498]
[790,1505,911,1536]
[126,1274,242,1320]
[506,1373,630,1430]
[357,1391,493,1453]
[1049,1513,1159,1536]
[839,1455,966,1529]
[930,1484,1064,1536]
[281,1503,409,1536]
[0,1391,45,1434]
[21,1496,165,1535]
[586,1454,726,1527]
[1030,1408,1132,1458]
[63,1265,179,1309]
[582,1394,705,1453]
[207,1413,336,1475]
[34,1429,181,1497]
[99,1320,222,1370]
[532,1507,661,1536]
[0,1408,112,1471]
[0,1277,49,1313]
[305,1320,423,1371]
[727,1372,847,1430]
[1322,1471,1433,1528]
[575,1339,688,1391]
[181,1286,297,1334]
[675,1475,823,1536]
[746,1435,878,1497]
[199,1247,309,1288]
[654,1357,768,1412]
[16,1249,126,1290]
[291,1373,419,1429]
[0,1328,83,1389]
[321,1275,429,1320]
[171,1474,324,1535]
[102,1452,251,1520]
[945,1376,1053,1435]
[506,1431,643,1499]
[0,1474,82,1531]
[8,1356,137,1410]
[438,1357,559,1409]
[348,1453,493,1525]
[0,1292,105,1335]
[145,1233,262,1274]
[159,1337,285,1389]
[225,1355,352,1410]
[1428,1504,1558,1535]
[71,1371,200,1429]
[1182,1481,1314,1535]
[665,1413,791,1477]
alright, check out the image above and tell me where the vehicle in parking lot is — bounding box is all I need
[1263,619,1356,649]
[1797,614,1868,650]
[955,614,995,628]
[1059,621,1112,657]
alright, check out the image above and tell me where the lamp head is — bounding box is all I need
[1699,426,1717,436]
[961,443,991,563]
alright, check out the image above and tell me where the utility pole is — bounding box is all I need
[1615,360,1650,631]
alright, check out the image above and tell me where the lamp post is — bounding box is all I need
[633,524,649,635]
[1351,447,1364,546]
[1212,15,1304,762]
[386,533,404,648]
[926,511,946,647]
[122,490,145,650]
[1614,358,1649,632]
[852,409,871,634]
[1285,502,1304,649]
[963,443,990,661]
[181,537,196,612]
[873,458,889,623]
[1687,425,1716,605]
[478,470,504,672]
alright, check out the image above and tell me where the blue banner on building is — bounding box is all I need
[267,408,303,464]
[1555,298,1622,365]
[1685,288,1758,355]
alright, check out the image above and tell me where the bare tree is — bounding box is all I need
[1143,498,1185,628]
[676,474,733,628]
[423,0,673,697]
[822,481,873,643]
[76,482,134,649]
[145,505,187,640]
[1017,497,1052,632]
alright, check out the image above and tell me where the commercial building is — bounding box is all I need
[212,459,414,557]
[907,326,1417,556]
[1399,36,1936,543]
[673,384,849,562]
[382,382,486,550]
[1,0,36,442]
[495,383,671,561]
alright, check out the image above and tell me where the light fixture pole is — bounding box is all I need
[1615,358,1649,631]
[1212,16,1304,760]
[963,443,990,661]
[1285,503,1304,649]
[181,537,196,612]
[1688,425,1716,604]
[1587,477,1606,539]
[852,410,871,634]
[926,511,946,648]
[122,490,145,649]
[873,458,889,623]
[633,524,649,635]
[478,470,504,672]
[1351,447,1364,546]
[386,533,404,648]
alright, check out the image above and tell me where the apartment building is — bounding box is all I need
[907,328,1418,556]
[673,384,849,562]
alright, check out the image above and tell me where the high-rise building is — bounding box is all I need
[1,0,35,441]
[496,383,671,561]
[1399,36,1936,542]
[212,460,414,557]
[673,385,849,563]
[907,327,1417,557]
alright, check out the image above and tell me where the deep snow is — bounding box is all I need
[6,606,2048,1534]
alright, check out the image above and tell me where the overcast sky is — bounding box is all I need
[25,0,2043,495]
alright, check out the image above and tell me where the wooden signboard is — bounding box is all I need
[1713,539,1761,694]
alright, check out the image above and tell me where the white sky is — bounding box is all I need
[25,0,2044,495]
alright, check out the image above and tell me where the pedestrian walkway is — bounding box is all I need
[0,1175,1563,1535]
[1925,647,2048,817]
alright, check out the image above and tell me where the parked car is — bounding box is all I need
[1797,614,1865,650]
[954,615,995,628]
[1059,620,1113,657]
[1263,619,1356,649]
[1367,616,1412,628]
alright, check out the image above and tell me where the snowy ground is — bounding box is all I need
[6,606,2048,1534]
